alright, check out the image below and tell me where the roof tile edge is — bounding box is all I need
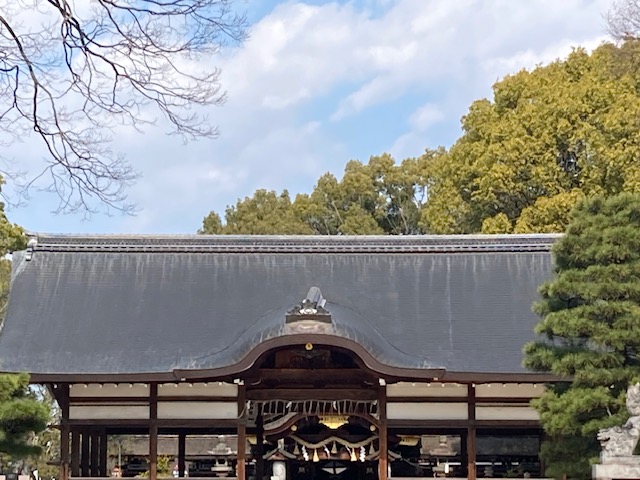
[25,233,562,254]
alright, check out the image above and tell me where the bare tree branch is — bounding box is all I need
[0,0,247,213]
[607,0,640,41]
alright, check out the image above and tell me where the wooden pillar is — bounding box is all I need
[149,384,158,480]
[237,383,246,480]
[378,383,388,480]
[71,429,80,477]
[90,431,100,477]
[539,431,546,478]
[467,384,477,480]
[81,431,91,477]
[59,385,70,480]
[256,412,264,480]
[178,433,186,478]
[99,431,108,477]
[460,431,468,478]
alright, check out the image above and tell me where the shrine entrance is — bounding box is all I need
[244,343,387,480]
[290,459,378,480]
[259,413,382,480]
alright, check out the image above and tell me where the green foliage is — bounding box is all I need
[539,435,599,480]
[481,213,513,234]
[219,190,313,235]
[199,212,223,234]
[0,200,26,323]
[422,41,640,234]
[28,387,61,480]
[514,190,585,234]
[524,193,640,478]
[200,151,443,235]
[0,374,49,457]
[137,455,173,477]
[32,424,61,480]
[0,190,49,463]
[201,42,640,236]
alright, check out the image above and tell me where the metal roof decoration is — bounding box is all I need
[286,287,332,324]
[0,234,559,381]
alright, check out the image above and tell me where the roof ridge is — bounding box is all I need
[25,233,561,255]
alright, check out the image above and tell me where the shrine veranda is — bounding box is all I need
[0,234,561,480]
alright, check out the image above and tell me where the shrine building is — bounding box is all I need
[0,234,560,480]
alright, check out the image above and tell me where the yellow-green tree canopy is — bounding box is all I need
[200,151,442,235]
[422,41,640,234]
[200,42,640,236]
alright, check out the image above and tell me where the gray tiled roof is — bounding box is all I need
[0,234,558,381]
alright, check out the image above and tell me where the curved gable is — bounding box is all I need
[0,234,557,381]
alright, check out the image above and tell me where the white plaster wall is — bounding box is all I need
[475,406,540,421]
[387,383,467,398]
[70,383,149,398]
[158,382,237,397]
[475,383,544,398]
[157,402,236,419]
[69,405,149,420]
[387,402,467,420]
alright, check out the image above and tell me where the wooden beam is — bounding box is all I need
[99,430,108,477]
[246,388,377,401]
[59,385,70,480]
[467,384,477,480]
[256,413,264,480]
[387,396,537,404]
[149,384,158,480]
[247,369,376,384]
[476,420,541,428]
[460,431,468,478]
[80,431,90,477]
[237,384,246,480]
[379,384,388,480]
[70,429,80,477]
[178,433,186,478]
[90,431,99,477]
[387,418,541,429]
[70,395,236,403]
[388,419,469,428]
[68,418,238,428]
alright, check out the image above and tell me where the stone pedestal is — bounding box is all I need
[592,456,640,480]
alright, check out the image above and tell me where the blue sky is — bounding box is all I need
[5,0,611,234]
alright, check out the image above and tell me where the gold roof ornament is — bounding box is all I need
[319,415,349,429]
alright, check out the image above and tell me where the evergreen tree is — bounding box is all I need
[0,374,49,457]
[0,201,50,461]
[524,193,640,479]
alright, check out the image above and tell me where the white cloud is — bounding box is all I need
[484,35,609,76]
[409,103,444,132]
[4,0,615,233]
[331,0,612,120]
[388,102,445,159]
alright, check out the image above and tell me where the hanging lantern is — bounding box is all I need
[313,449,320,463]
